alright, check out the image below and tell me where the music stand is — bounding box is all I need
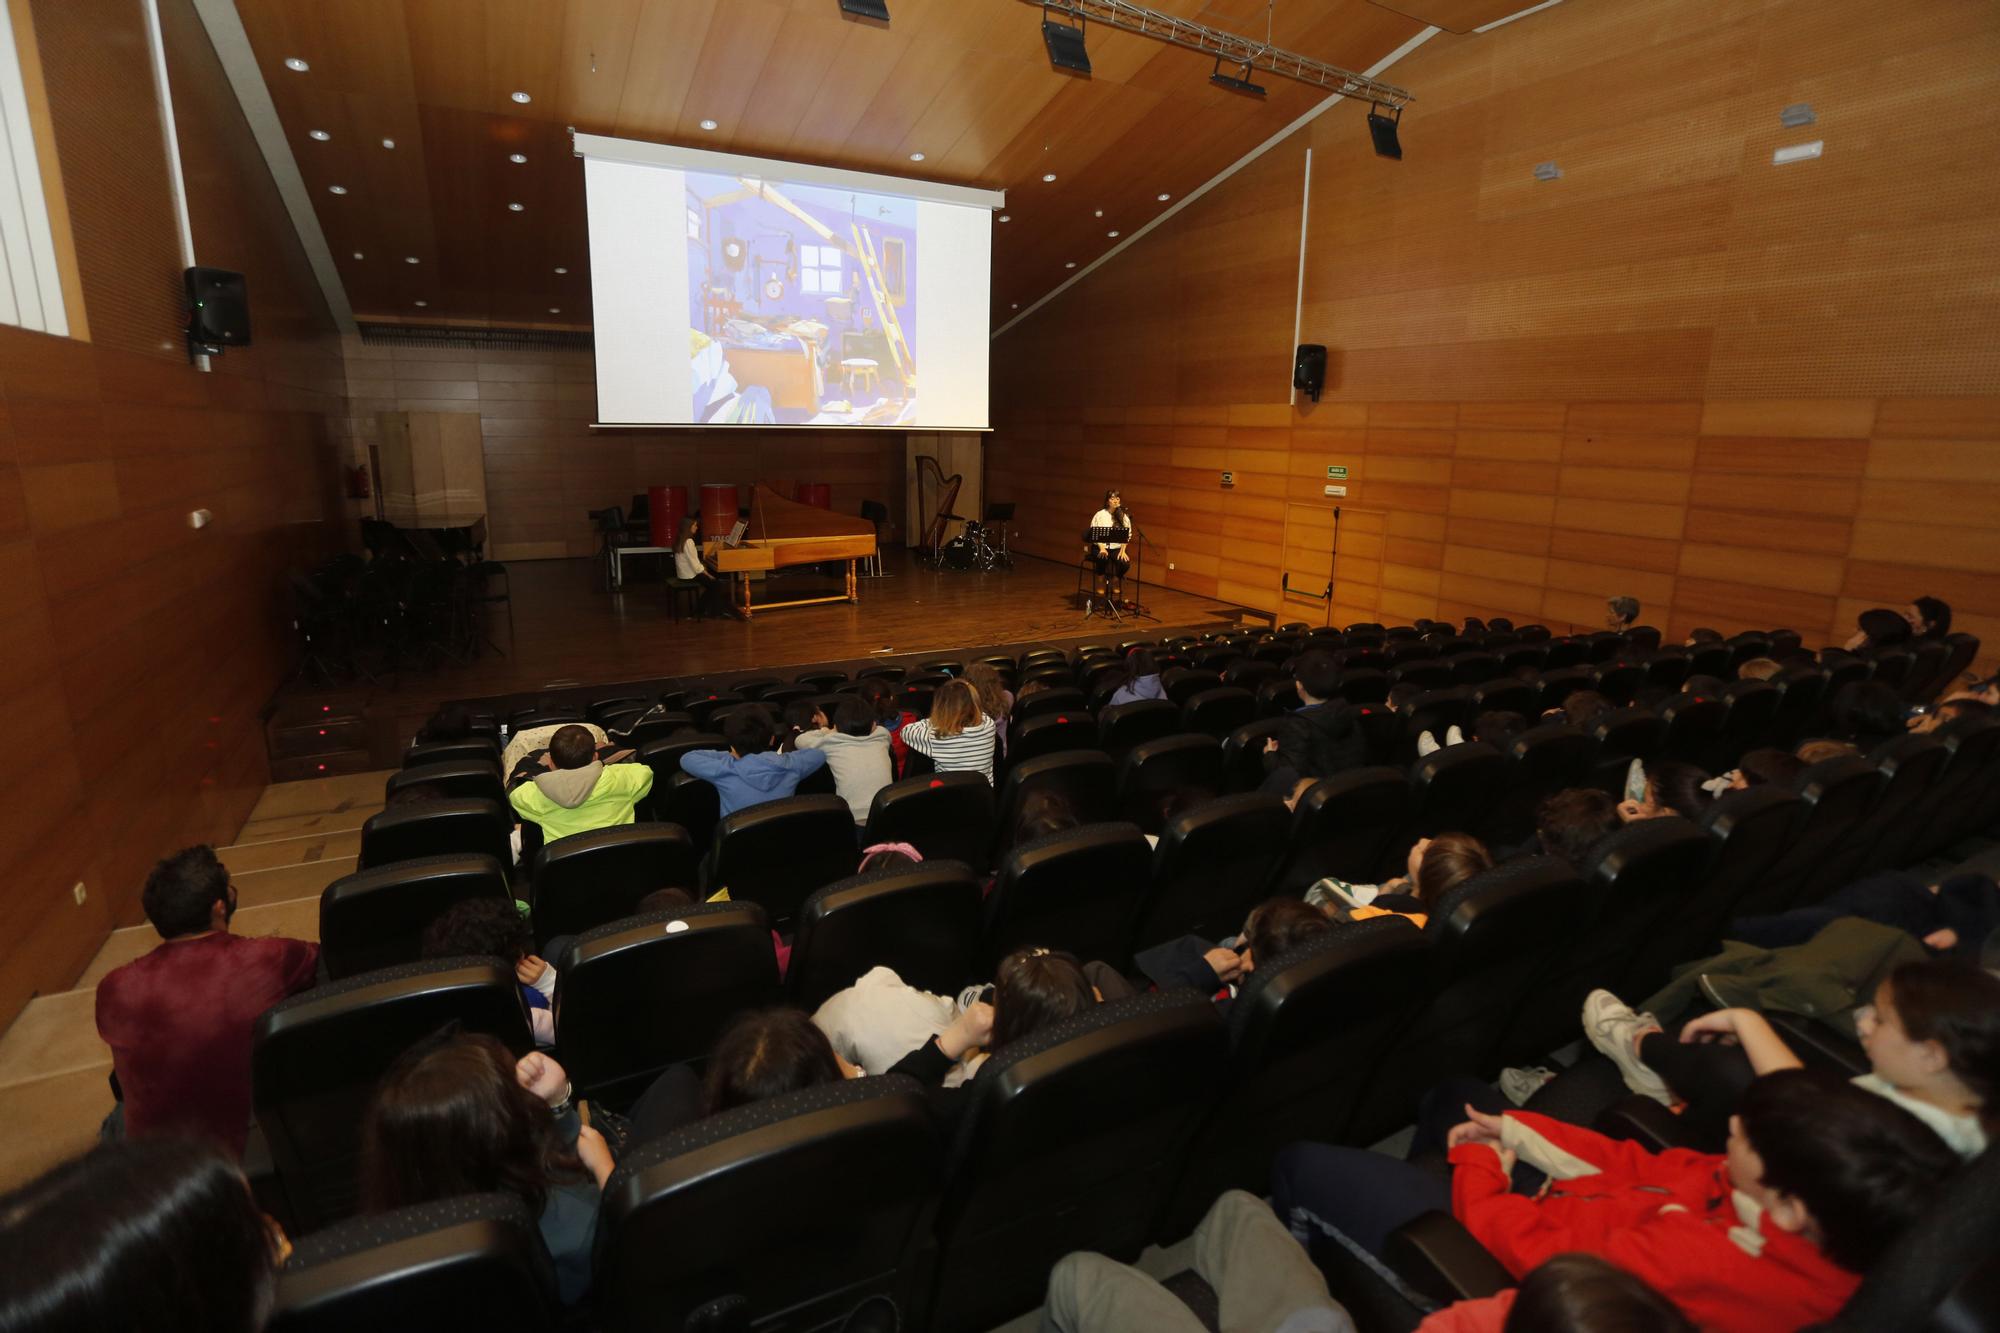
[1081,525,1126,621]
[983,501,1015,568]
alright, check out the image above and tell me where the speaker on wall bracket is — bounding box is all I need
[185,267,250,361]
[1294,343,1328,402]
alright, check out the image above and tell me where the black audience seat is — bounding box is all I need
[528,822,700,950]
[862,772,996,866]
[1469,678,1538,721]
[926,992,1225,1333]
[1846,734,1951,878]
[1658,692,1729,767]
[1720,678,1783,753]
[1632,785,1803,990]
[1132,792,1292,951]
[683,691,746,729]
[1008,709,1099,765]
[985,822,1154,969]
[358,797,512,871]
[1446,651,1503,686]
[652,771,721,857]
[267,1193,555,1333]
[1405,687,1474,755]
[1687,642,1732,678]
[402,738,501,769]
[1256,676,1302,715]
[1907,716,2000,861]
[703,794,859,933]
[1161,918,1429,1235]
[1220,717,1289,792]
[794,670,847,691]
[1534,664,1595,712]
[1391,660,1453,690]
[318,854,511,981]
[1116,733,1224,831]
[1644,649,1690,690]
[1335,668,1390,704]
[990,749,1117,860]
[787,862,985,1012]
[1485,723,1597,846]
[252,958,533,1232]
[1749,754,1883,915]
[552,903,779,1109]
[1406,742,1508,848]
[1097,698,1181,757]
[509,709,581,731]
[1161,667,1222,706]
[1181,686,1258,740]
[1348,856,1587,1148]
[1590,706,1667,793]
[1591,661,1646,707]
[596,1078,942,1333]
[1270,766,1413,892]
[587,695,648,724]
[1015,685,1087,718]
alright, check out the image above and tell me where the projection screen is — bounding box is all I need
[575,132,1004,430]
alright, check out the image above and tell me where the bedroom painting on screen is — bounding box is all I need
[687,173,918,426]
[577,132,1000,431]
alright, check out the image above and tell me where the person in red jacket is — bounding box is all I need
[1273,1069,1959,1333]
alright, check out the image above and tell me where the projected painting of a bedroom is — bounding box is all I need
[686,172,917,426]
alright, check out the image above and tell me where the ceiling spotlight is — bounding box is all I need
[1093,209,1102,217]
[1209,58,1266,97]
[909,152,925,162]
[508,202,524,211]
[549,307,561,314]
[1042,172,1057,182]
[283,57,309,72]
[1107,230,1119,237]
[352,251,364,259]
[1041,18,1091,75]
[1366,102,1403,159]
[1157,192,1170,202]
[554,266,568,274]
[414,300,428,307]
[1064,261,1076,269]
[837,0,891,20]
[405,256,420,264]
[699,119,718,131]
[510,90,532,104]
[998,214,1010,222]
[381,138,396,149]
[308,129,330,141]
[327,185,348,195]
[1011,302,1019,309]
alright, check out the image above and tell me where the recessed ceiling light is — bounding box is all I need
[327,185,348,195]
[414,300,427,307]
[554,266,568,274]
[308,129,330,141]
[1011,302,1019,309]
[352,251,364,260]
[1064,261,1076,269]
[508,202,524,211]
[1093,209,1103,217]
[699,119,718,131]
[1157,192,1170,202]
[509,153,527,164]
[381,138,396,149]
[998,214,1010,222]
[404,256,420,264]
[510,90,532,104]
[1107,230,1119,237]
[909,151,925,161]
[283,57,309,72]
[548,307,561,314]
[1042,172,1057,182]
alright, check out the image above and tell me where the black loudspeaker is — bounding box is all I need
[1367,106,1403,160]
[1294,344,1327,402]
[185,267,250,352]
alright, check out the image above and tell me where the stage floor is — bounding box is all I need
[285,550,1253,758]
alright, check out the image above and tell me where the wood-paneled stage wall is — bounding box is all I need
[989,0,2000,669]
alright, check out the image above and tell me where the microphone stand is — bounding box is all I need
[1125,516,1158,622]
[1323,505,1342,628]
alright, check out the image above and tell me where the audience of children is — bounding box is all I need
[793,695,894,826]
[1307,833,1494,929]
[681,704,828,817]
[898,679,998,784]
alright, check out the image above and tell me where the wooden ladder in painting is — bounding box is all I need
[851,223,914,387]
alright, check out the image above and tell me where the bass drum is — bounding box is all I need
[940,536,977,570]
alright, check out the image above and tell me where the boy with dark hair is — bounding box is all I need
[1133,896,1333,1010]
[795,695,893,825]
[422,896,555,1045]
[1261,650,1365,797]
[1535,787,1620,867]
[95,846,319,1155]
[1273,1068,1960,1333]
[681,703,827,818]
[507,722,653,842]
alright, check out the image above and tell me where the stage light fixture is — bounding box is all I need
[1209,58,1266,97]
[1042,17,1091,75]
[837,0,890,21]
[1366,103,1403,159]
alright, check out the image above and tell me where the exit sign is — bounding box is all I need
[1326,465,1349,479]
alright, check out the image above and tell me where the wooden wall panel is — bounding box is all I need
[337,341,907,559]
[989,0,2000,676]
[0,1,345,1026]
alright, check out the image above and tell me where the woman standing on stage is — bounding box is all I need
[673,514,725,619]
[1085,489,1132,599]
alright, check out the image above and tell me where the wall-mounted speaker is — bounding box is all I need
[185,267,250,354]
[1367,106,1403,160]
[1294,343,1327,402]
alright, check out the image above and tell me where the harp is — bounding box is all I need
[916,455,963,563]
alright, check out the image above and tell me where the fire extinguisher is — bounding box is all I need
[345,463,371,499]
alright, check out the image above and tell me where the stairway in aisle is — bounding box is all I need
[0,769,393,1191]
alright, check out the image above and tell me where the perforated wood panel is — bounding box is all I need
[990,0,2000,672]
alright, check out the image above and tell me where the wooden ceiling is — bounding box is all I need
[229,0,1503,329]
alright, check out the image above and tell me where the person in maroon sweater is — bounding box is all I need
[95,845,318,1156]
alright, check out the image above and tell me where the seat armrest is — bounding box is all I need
[1384,1211,1514,1307]
[1593,1095,1702,1152]
[1765,1010,1868,1076]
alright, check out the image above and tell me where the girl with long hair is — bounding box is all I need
[898,679,998,784]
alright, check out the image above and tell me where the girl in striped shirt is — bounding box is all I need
[899,679,998,785]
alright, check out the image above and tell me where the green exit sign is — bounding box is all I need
[1326,465,1349,479]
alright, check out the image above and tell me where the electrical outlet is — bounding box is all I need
[72,882,86,906]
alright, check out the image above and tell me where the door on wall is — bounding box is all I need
[1279,504,1381,627]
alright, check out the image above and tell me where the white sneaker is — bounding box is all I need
[1498,1065,1557,1105]
[1445,724,1465,747]
[1582,989,1673,1105]
[1417,730,1441,756]
[956,984,988,1014]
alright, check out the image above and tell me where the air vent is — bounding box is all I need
[357,323,594,352]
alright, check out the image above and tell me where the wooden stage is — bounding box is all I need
[271,549,1254,771]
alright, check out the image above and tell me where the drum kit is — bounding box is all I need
[935,503,1015,572]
